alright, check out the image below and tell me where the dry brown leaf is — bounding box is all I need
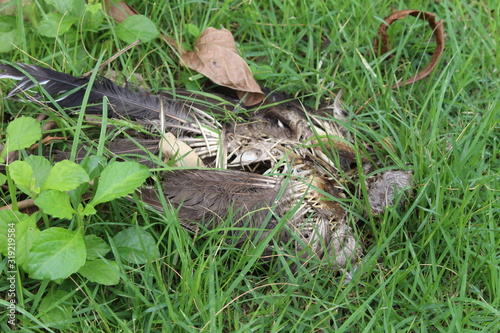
[181,28,265,106]
[373,9,445,88]
[104,3,262,105]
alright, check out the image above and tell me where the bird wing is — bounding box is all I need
[140,169,294,231]
[0,63,164,119]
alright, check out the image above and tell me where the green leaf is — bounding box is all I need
[0,15,20,53]
[34,190,75,220]
[69,0,87,16]
[0,173,6,186]
[0,210,28,255]
[37,12,76,38]
[44,0,74,13]
[0,210,26,225]
[23,2,39,27]
[25,155,52,191]
[186,23,200,37]
[89,161,149,206]
[78,259,120,285]
[252,64,274,81]
[113,227,159,265]
[69,156,104,203]
[84,235,110,260]
[13,214,41,271]
[38,289,73,328]
[78,2,104,30]
[8,160,36,195]
[0,29,19,53]
[8,156,53,195]
[2,117,41,158]
[27,227,86,280]
[115,15,159,44]
[0,217,8,256]
[80,155,106,180]
[82,204,96,216]
[0,15,16,32]
[85,3,102,15]
[42,160,89,192]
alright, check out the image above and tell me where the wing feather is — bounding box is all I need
[141,169,294,230]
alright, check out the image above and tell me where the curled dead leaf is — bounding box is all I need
[373,9,445,88]
[181,27,265,106]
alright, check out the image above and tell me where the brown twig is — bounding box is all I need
[30,136,67,150]
[0,198,35,211]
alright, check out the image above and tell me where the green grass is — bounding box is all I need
[1,0,499,331]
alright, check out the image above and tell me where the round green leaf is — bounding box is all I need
[186,23,200,37]
[90,161,149,206]
[78,259,120,285]
[44,0,74,13]
[84,235,111,260]
[34,190,75,220]
[85,3,101,15]
[8,160,36,194]
[113,227,159,264]
[4,117,42,156]
[25,155,52,191]
[0,211,30,255]
[42,160,90,192]
[38,289,74,328]
[37,12,76,38]
[115,15,159,44]
[27,227,86,280]
[14,214,41,271]
[80,155,107,180]
[0,29,19,53]
[0,15,21,53]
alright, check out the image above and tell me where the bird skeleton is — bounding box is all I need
[0,63,413,277]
